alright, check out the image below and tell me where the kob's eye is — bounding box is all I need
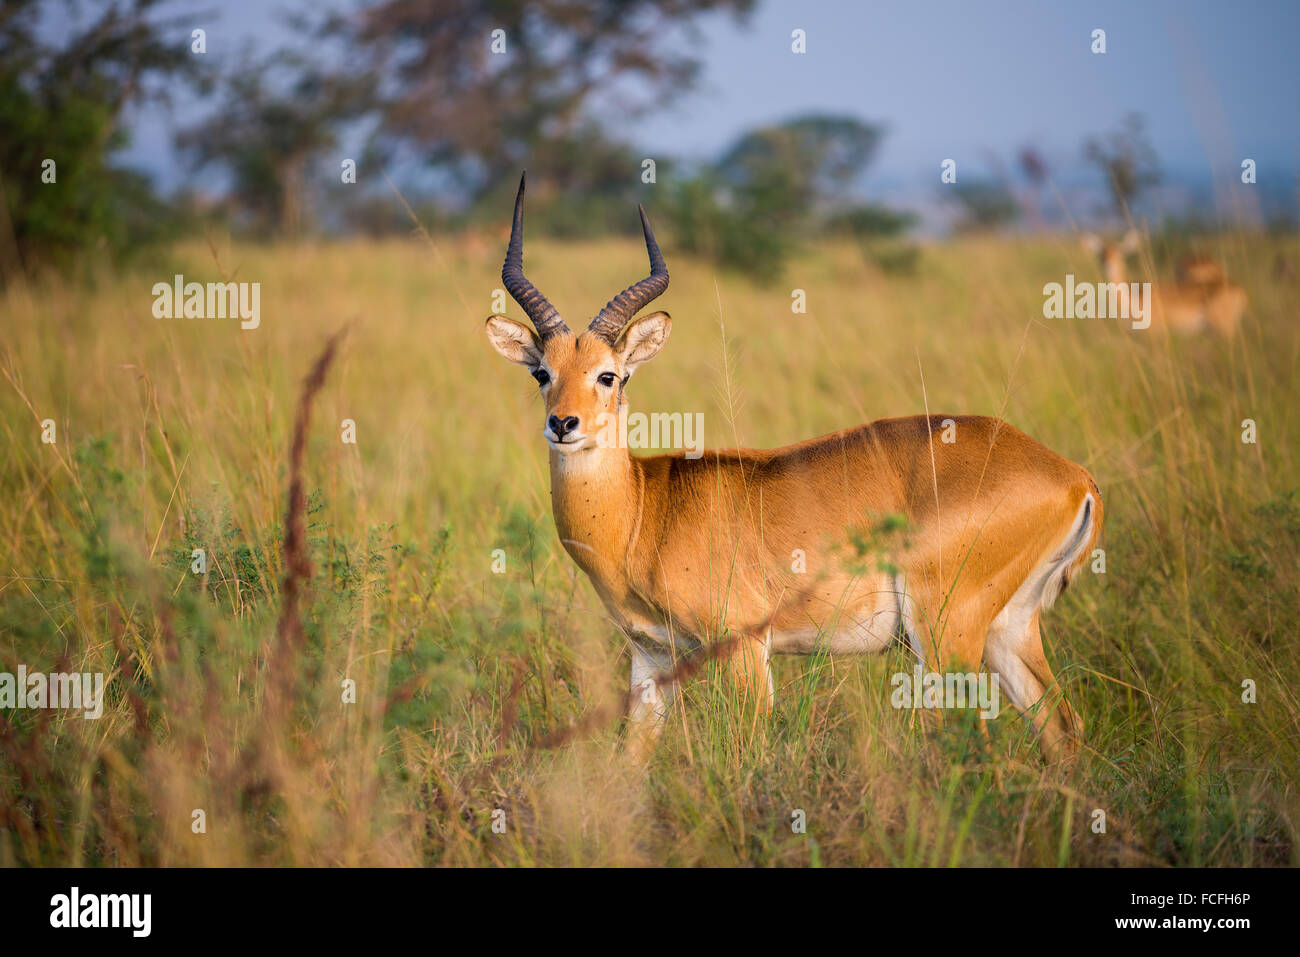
[597,373,617,387]
[532,369,550,386]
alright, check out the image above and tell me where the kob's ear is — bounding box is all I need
[615,311,671,377]
[1080,233,1103,256]
[485,315,543,367]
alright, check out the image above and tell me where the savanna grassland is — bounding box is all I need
[1,228,1297,866]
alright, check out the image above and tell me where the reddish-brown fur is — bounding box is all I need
[488,319,1102,760]
[1084,232,1247,337]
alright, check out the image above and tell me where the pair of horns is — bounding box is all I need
[501,172,668,343]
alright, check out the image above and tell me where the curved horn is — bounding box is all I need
[588,204,669,343]
[501,172,569,340]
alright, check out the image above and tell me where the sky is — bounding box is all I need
[116,0,1300,223]
[635,0,1299,177]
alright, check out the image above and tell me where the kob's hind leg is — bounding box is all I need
[984,610,1080,761]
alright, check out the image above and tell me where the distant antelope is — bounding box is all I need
[1176,254,1227,286]
[1082,230,1247,337]
[486,173,1103,761]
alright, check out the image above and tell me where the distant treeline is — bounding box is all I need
[1,0,1292,287]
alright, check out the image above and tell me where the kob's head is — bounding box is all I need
[1081,228,1140,277]
[485,173,671,454]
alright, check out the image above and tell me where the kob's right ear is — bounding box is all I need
[485,315,543,367]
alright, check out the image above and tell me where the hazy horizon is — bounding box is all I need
[103,0,1299,229]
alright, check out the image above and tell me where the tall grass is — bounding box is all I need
[0,230,1296,866]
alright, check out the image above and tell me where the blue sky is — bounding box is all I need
[119,0,1299,221]
[633,0,1299,176]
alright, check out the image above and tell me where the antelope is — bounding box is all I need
[486,173,1102,761]
[1082,230,1247,337]
[1176,254,1227,286]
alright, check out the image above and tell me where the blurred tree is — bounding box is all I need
[1017,145,1048,228]
[1018,147,1048,185]
[466,122,651,238]
[666,167,790,280]
[1084,113,1161,219]
[177,51,374,235]
[950,180,1019,233]
[328,0,756,203]
[825,205,915,239]
[668,114,902,280]
[716,115,884,221]
[0,0,200,279]
[827,204,920,276]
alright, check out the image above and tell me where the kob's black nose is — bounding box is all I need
[548,414,580,438]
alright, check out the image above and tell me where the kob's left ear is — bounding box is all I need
[615,311,671,376]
